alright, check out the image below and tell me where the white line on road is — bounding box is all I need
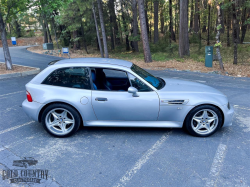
[234,105,250,111]
[0,121,34,135]
[0,90,25,97]
[205,143,227,187]
[195,80,206,83]
[113,131,172,187]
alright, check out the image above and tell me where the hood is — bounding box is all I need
[158,78,225,96]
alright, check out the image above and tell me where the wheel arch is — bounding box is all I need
[38,101,83,125]
[183,103,225,127]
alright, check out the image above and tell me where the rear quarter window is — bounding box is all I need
[42,67,91,89]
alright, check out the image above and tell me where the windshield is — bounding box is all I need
[131,64,164,90]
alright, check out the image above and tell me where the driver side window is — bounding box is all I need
[128,73,152,92]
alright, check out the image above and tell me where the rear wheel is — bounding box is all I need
[41,103,81,137]
[184,105,223,137]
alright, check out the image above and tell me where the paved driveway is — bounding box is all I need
[0,46,250,187]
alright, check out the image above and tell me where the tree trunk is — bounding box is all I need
[160,4,164,34]
[138,0,152,62]
[81,23,89,54]
[207,4,211,45]
[132,0,139,52]
[51,17,59,49]
[145,0,150,38]
[121,0,130,51]
[240,6,249,43]
[227,6,231,47]
[108,0,120,46]
[0,12,13,70]
[220,3,225,33]
[169,0,176,41]
[154,0,159,43]
[73,30,78,50]
[97,0,109,58]
[179,0,190,57]
[202,0,207,33]
[216,1,224,70]
[109,19,115,50]
[194,0,199,33]
[190,0,194,29]
[176,0,180,37]
[174,1,177,35]
[14,20,21,37]
[232,0,239,64]
[92,3,104,58]
[44,15,52,43]
[40,15,48,43]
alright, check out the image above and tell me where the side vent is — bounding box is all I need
[167,100,185,105]
[160,99,189,105]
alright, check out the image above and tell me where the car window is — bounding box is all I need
[103,69,127,78]
[128,73,152,92]
[42,67,91,89]
[131,64,164,90]
[91,68,130,91]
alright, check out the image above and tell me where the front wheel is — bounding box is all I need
[184,105,223,137]
[41,103,81,137]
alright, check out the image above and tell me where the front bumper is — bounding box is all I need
[222,103,234,127]
[22,99,44,122]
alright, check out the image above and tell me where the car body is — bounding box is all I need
[13,157,38,168]
[22,58,234,137]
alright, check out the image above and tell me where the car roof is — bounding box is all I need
[56,58,133,68]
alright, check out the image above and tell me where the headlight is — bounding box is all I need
[227,102,230,110]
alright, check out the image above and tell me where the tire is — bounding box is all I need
[184,105,223,137]
[41,103,81,137]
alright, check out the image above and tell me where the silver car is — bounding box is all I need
[22,58,234,137]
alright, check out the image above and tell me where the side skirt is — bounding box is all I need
[84,121,183,128]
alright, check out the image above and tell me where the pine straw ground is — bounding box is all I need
[0,63,35,75]
[28,45,250,77]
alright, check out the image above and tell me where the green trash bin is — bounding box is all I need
[43,43,54,50]
[205,46,213,67]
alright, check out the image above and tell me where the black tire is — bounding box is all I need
[41,103,81,138]
[184,105,223,137]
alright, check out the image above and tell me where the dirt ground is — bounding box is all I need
[0,63,36,75]
[27,45,250,77]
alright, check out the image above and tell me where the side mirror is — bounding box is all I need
[128,87,139,97]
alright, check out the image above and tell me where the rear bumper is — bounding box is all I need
[222,104,234,127]
[22,99,44,122]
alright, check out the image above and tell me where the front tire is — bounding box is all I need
[184,105,223,137]
[41,103,81,137]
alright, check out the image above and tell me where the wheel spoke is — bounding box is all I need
[49,120,60,127]
[205,123,211,132]
[51,112,59,120]
[193,116,202,123]
[61,123,67,133]
[202,110,209,119]
[194,123,203,130]
[61,110,67,118]
[64,118,74,124]
[207,117,216,123]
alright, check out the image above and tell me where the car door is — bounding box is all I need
[91,69,159,121]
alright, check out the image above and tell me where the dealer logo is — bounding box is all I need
[2,157,48,184]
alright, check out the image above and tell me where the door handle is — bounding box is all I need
[95,97,108,101]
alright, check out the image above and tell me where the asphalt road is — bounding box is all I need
[0,46,250,187]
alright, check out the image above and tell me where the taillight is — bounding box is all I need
[26,91,33,102]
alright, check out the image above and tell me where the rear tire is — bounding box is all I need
[184,105,223,137]
[41,103,81,137]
